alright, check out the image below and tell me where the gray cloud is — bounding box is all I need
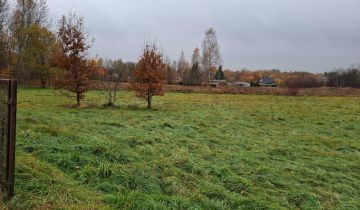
[46,0,360,72]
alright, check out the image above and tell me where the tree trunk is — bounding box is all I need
[40,78,46,88]
[76,92,80,107]
[147,96,152,109]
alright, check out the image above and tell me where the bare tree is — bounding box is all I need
[326,66,360,88]
[12,0,48,28]
[177,50,190,83]
[100,59,126,107]
[164,57,177,84]
[0,0,8,32]
[0,0,9,72]
[202,28,222,83]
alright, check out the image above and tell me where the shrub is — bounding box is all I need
[284,73,322,89]
[288,87,300,96]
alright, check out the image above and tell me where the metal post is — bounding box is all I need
[0,79,16,199]
[7,80,16,198]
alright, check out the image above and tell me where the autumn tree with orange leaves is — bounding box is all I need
[53,13,95,107]
[131,44,165,109]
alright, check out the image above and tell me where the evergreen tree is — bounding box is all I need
[215,65,225,80]
[190,61,201,85]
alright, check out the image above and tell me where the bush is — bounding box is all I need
[288,87,300,96]
[284,73,322,89]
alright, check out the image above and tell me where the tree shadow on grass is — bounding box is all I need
[57,103,103,109]
[57,101,174,112]
[117,103,177,112]
[122,104,160,111]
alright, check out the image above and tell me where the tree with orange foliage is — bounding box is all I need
[53,13,95,107]
[131,44,165,109]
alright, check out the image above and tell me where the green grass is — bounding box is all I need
[4,88,360,209]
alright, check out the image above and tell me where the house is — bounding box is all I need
[259,77,277,87]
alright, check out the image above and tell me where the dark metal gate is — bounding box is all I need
[0,79,16,199]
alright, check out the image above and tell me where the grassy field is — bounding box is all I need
[3,88,360,209]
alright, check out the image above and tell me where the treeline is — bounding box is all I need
[0,1,92,86]
[0,0,226,88]
[325,66,360,88]
[0,0,100,106]
[1,0,359,107]
[0,0,54,84]
[222,69,324,87]
[98,28,223,86]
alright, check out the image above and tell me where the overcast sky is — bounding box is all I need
[44,0,360,72]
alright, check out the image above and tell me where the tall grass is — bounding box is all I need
[4,88,360,209]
